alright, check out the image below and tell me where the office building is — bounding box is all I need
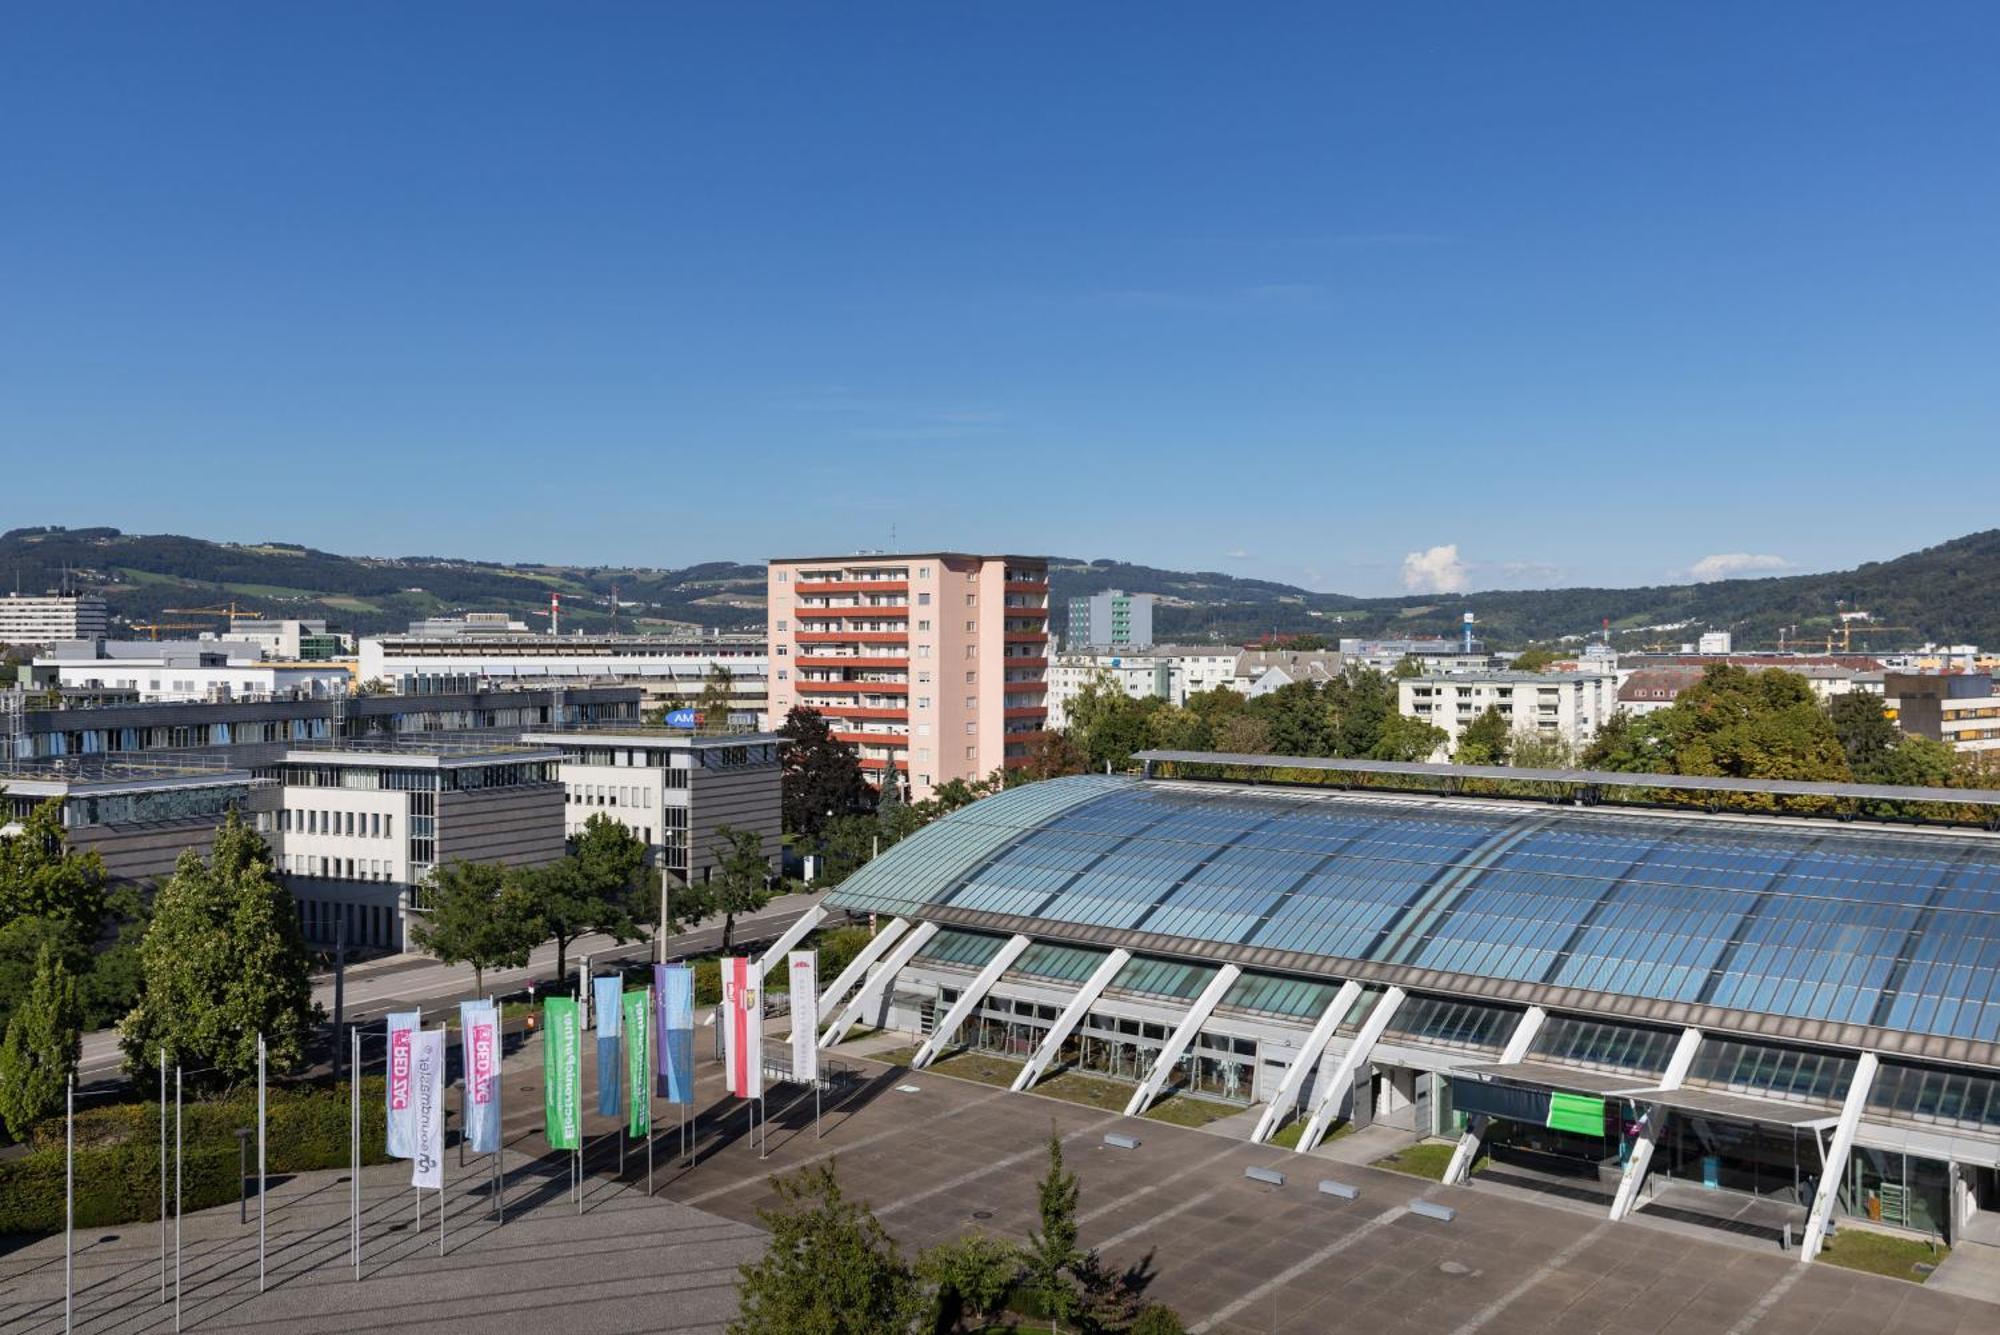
[218,619,352,661]
[37,639,353,702]
[0,753,271,884]
[1885,673,2000,754]
[1065,589,1154,650]
[269,739,566,951]
[0,593,110,646]
[766,553,1049,799]
[523,726,782,886]
[1400,670,1619,758]
[357,628,766,724]
[1340,637,1494,673]
[1697,631,1733,655]
[806,755,2000,1257]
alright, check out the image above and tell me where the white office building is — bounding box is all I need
[0,594,109,646]
[1065,590,1155,650]
[1399,671,1620,760]
[37,640,352,702]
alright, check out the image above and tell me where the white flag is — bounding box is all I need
[789,951,819,1084]
[410,1027,445,1190]
[385,1009,421,1159]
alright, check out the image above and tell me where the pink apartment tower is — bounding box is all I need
[766,552,1051,800]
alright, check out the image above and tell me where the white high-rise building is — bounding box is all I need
[0,594,109,646]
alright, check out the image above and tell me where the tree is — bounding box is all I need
[1453,706,1513,766]
[1013,730,1087,784]
[409,861,542,995]
[1022,1127,1083,1331]
[1830,691,1900,776]
[1131,1305,1189,1335]
[916,1231,1019,1330]
[730,1161,921,1335]
[1585,666,1851,784]
[0,798,108,950]
[120,811,319,1084]
[0,941,82,1138]
[703,826,773,954]
[778,706,871,840]
[1065,673,1160,772]
[697,663,736,735]
[520,815,653,983]
[1509,647,1559,672]
[1371,710,1447,762]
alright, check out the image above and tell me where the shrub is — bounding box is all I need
[0,1077,389,1236]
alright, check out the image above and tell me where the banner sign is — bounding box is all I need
[593,974,623,1117]
[1546,1091,1608,1137]
[657,963,695,1106]
[459,999,502,1155]
[385,1009,421,1159]
[624,988,652,1136]
[788,951,819,1084]
[722,956,763,1100]
[663,708,698,729]
[543,997,581,1151]
[411,1027,445,1189]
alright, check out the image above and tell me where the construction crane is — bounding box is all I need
[124,622,207,641]
[165,601,264,630]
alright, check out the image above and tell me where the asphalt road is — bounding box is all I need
[74,891,830,1088]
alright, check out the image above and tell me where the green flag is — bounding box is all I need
[625,988,652,1137]
[543,997,581,1151]
[1546,1091,1606,1137]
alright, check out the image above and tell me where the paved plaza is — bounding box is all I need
[7,1031,2000,1334]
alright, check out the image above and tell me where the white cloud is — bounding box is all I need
[1223,547,1252,560]
[1401,544,1468,594]
[1687,552,1793,582]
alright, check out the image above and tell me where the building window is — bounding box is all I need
[918,620,931,631]
[965,644,977,658]
[777,669,788,680]
[965,696,976,710]
[965,593,977,604]
[777,619,787,631]
[965,746,977,759]
[965,671,976,684]
[918,592,931,605]
[965,722,977,735]
[917,645,930,658]
[916,696,930,709]
[965,620,976,632]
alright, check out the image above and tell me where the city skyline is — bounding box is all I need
[6,4,1998,593]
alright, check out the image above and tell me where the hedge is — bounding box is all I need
[1,1077,389,1236]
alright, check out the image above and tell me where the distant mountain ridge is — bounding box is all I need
[4,525,1996,652]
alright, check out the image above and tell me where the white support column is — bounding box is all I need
[1444,1005,1549,1184]
[816,916,912,1015]
[1123,965,1242,1116]
[1295,986,1406,1154]
[1011,949,1132,1092]
[912,934,1033,1068]
[819,921,940,1048]
[1251,980,1360,1144]
[1608,1026,1703,1220]
[755,905,829,980]
[1800,1052,1879,1264]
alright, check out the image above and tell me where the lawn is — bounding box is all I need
[874,1046,1027,1089]
[1372,1140,1474,1181]
[1036,1069,1139,1113]
[1816,1228,1948,1283]
[1142,1094,1241,1129]
[1266,1118,1355,1150]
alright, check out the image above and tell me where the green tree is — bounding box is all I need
[0,799,108,949]
[119,812,318,1084]
[1065,673,1160,772]
[697,663,737,735]
[730,1161,921,1335]
[1371,710,1448,762]
[1509,647,1559,672]
[1022,1127,1083,1332]
[409,861,542,995]
[0,941,82,1139]
[778,706,872,840]
[1585,666,1852,784]
[1453,706,1513,766]
[1015,730,1088,783]
[1131,1305,1189,1335]
[916,1231,1020,1329]
[1508,730,1577,771]
[702,826,773,954]
[521,815,653,982]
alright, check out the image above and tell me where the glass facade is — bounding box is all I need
[830,775,2000,1047]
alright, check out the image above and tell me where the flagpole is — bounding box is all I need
[65,1072,73,1335]
[350,1027,360,1281]
[159,1049,167,1304]
[257,1033,267,1293]
[174,1065,182,1334]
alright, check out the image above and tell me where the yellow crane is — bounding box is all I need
[165,601,265,631]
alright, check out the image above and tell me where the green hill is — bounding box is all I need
[4,525,1995,652]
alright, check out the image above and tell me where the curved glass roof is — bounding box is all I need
[827,776,2000,1047]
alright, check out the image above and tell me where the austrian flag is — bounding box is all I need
[721,956,763,1100]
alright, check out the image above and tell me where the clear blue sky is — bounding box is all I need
[5,4,1996,595]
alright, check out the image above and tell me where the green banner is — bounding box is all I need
[1546,1091,1607,1137]
[543,997,581,1151]
[624,988,652,1136]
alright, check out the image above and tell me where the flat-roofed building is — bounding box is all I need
[0,593,109,647]
[1400,670,1619,758]
[268,740,567,951]
[521,726,782,887]
[0,754,272,883]
[766,553,1049,799]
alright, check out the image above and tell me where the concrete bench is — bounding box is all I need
[1245,1165,1286,1187]
[1317,1179,1359,1200]
[1104,1133,1141,1150]
[1408,1199,1456,1222]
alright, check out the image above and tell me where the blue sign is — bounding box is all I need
[663,708,699,729]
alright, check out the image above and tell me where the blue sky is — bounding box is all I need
[4,4,1996,595]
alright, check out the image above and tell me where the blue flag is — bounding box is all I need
[656,962,696,1106]
[593,974,623,1117]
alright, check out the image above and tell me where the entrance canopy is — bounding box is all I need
[1452,1060,1655,1096]
[1617,1084,1841,1131]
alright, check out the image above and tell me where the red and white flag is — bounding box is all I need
[721,956,763,1100]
